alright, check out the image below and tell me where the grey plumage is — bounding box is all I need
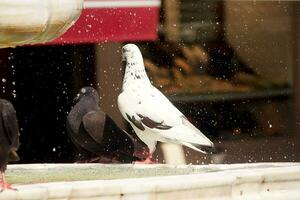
[0,99,20,172]
[0,99,19,191]
[67,87,139,163]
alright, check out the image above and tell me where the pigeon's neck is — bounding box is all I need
[81,96,99,108]
[122,59,151,90]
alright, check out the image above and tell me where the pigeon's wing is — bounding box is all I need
[82,110,106,144]
[1,100,19,149]
[119,87,213,149]
[139,87,184,126]
[118,87,183,130]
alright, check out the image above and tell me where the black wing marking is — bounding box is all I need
[137,114,172,130]
[126,113,145,131]
[82,111,106,143]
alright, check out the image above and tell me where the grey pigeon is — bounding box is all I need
[0,99,20,191]
[67,87,139,163]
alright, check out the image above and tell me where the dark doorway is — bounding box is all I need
[11,44,96,163]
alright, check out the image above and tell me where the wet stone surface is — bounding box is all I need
[6,163,299,185]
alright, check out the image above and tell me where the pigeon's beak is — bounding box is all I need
[73,93,80,103]
[121,53,126,61]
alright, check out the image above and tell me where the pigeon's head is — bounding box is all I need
[74,86,99,103]
[121,44,143,64]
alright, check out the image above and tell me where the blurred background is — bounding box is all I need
[0,0,299,164]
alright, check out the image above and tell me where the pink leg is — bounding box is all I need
[0,172,17,192]
[134,153,156,164]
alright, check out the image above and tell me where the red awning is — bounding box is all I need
[50,0,161,44]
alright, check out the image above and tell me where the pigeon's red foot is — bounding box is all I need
[0,181,17,192]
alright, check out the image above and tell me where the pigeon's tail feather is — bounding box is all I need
[8,150,20,162]
[180,142,216,154]
[166,126,213,148]
[161,124,213,152]
[186,131,213,147]
[181,142,207,154]
[181,117,214,147]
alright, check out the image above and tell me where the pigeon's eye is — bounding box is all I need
[81,88,86,93]
[122,48,130,54]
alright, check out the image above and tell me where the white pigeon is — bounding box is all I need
[118,44,214,163]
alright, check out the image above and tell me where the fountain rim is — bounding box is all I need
[1,162,300,200]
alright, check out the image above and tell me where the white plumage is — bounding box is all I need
[118,44,214,161]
